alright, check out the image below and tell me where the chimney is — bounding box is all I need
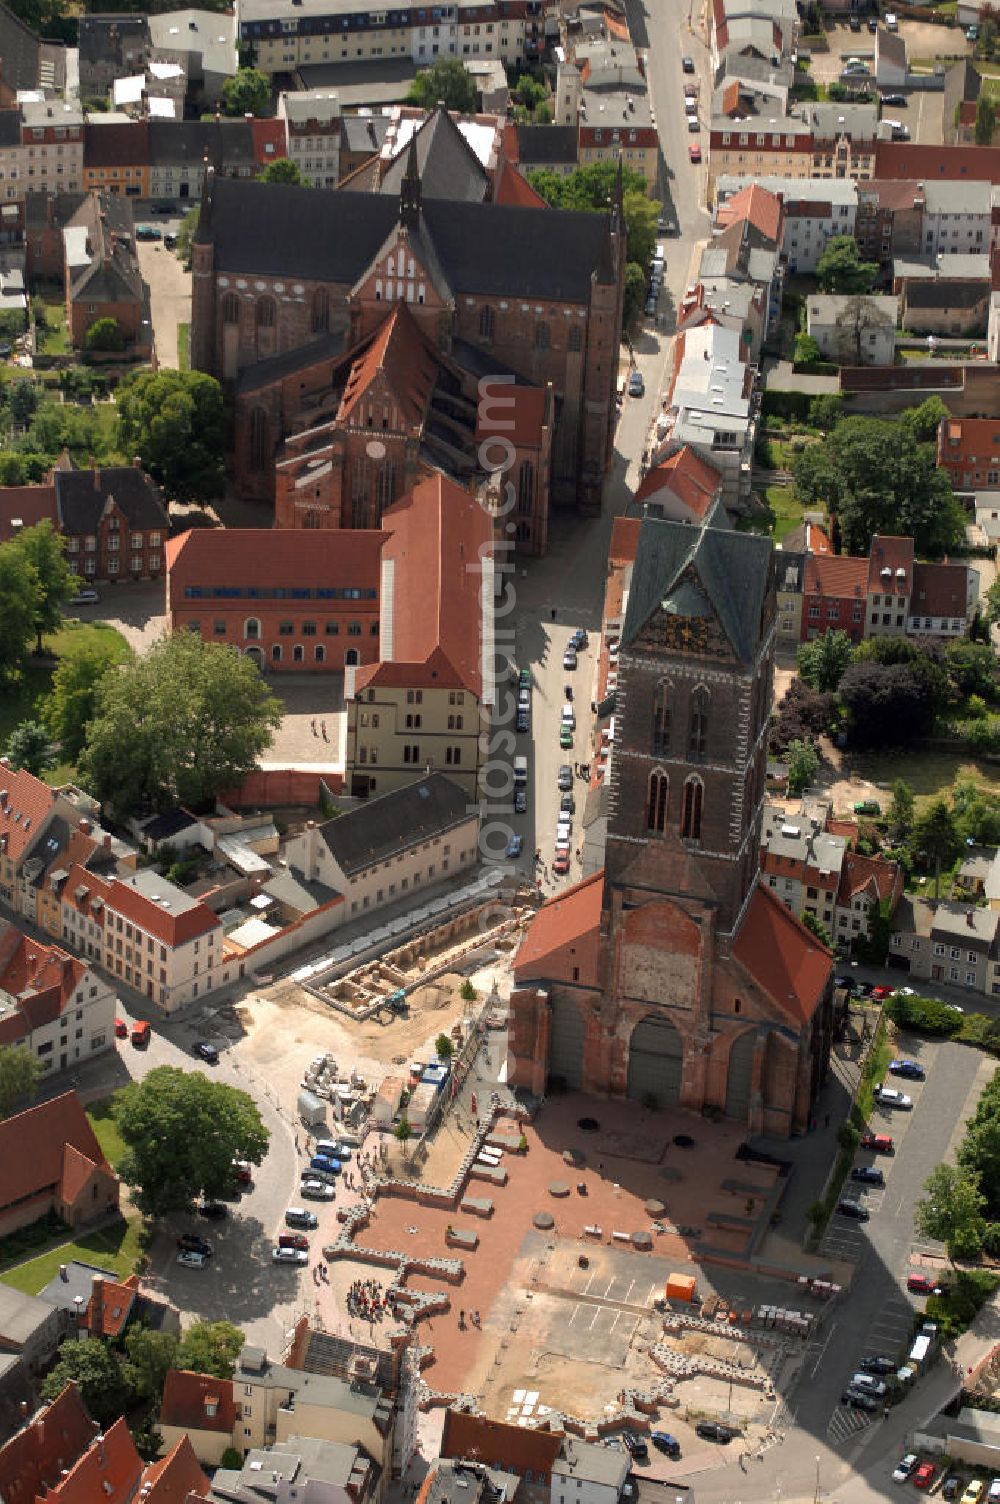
[90,1276,104,1336]
[78,818,91,835]
[59,1263,69,1281]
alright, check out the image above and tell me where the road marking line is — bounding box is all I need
[811,1320,837,1379]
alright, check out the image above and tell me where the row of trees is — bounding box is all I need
[916,1069,1000,1267]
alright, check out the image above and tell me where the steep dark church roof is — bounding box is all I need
[622,517,773,664]
[201,173,617,302]
[379,107,490,203]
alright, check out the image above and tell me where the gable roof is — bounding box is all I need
[337,301,440,429]
[912,559,969,618]
[440,1410,564,1482]
[379,106,490,203]
[316,773,470,877]
[514,870,604,985]
[55,466,168,535]
[202,174,616,302]
[0,1091,111,1215]
[0,1385,97,1504]
[622,517,772,664]
[47,1416,142,1504]
[0,0,40,91]
[140,1435,209,1504]
[633,445,722,517]
[166,525,386,596]
[0,926,89,1047]
[866,533,914,594]
[874,141,1000,183]
[836,849,900,907]
[731,883,831,1025]
[82,1274,139,1338]
[0,763,57,865]
[803,552,867,599]
[161,1369,238,1435]
[515,124,579,166]
[714,182,783,245]
[493,159,548,209]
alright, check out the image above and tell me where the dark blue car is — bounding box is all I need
[310,1154,341,1175]
[889,1058,925,1081]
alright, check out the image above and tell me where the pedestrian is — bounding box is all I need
[321,720,328,740]
[311,718,317,735]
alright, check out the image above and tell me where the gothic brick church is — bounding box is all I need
[188,123,625,547]
[510,518,835,1137]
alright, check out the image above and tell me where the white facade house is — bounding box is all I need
[0,924,116,1078]
[279,89,342,188]
[551,1441,631,1504]
[715,175,858,273]
[922,180,992,258]
[806,293,897,366]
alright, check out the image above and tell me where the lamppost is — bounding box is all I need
[814,1455,822,1504]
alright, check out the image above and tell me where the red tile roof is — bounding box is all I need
[732,883,831,1025]
[0,1090,113,1218]
[0,1385,98,1504]
[634,444,721,517]
[140,1435,210,1504]
[494,159,547,208]
[82,1274,139,1338]
[866,533,914,595]
[0,482,58,541]
[161,1369,238,1436]
[105,872,220,948]
[338,302,440,429]
[440,1410,563,1481]
[861,178,926,212]
[0,927,88,1046]
[803,553,867,599]
[609,516,641,566]
[716,182,783,243]
[0,764,58,865]
[371,474,493,699]
[165,527,386,598]
[911,559,968,619]
[836,850,900,907]
[514,870,603,986]
[476,382,548,449]
[874,142,1000,182]
[47,1416,142,1504]
[250,118,287,166]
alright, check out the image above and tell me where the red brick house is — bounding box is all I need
[800,532,974,643]
[801,553,867,643]
[0,1092,119,1238]
[938,416,1000,490]
[0,461,168,581]
[64,192,150,355]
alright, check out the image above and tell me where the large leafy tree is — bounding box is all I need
[527,162,660,270]
[5,720,54,777]
[8,521,79,651]
[815,234,879,295]
[945,641,997,699]
[794,416,964,558]
[899,395,950,445]
[114,1067,269,1218]
[42,640,128,764]
[838,660,935,748]
[124,1328,179,1400]
[41,1339,131,1426]
[785,738,820,795]
[888,778,915,842]
[406,58,477,112]
[910,797,962,896]
[0,537,42,680]
[260,157,302,185]
[796,628,852,693]
[915,1163,987,1265]
[116,370,225,504]
[175,1320,245,1380]
[221,67,270,117]
[80,631,282,817]
[0,1042,41,1118]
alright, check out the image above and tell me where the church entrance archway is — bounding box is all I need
[548,995,585,1090]
[724,1028,757,1124]
[627,1016,683,1107]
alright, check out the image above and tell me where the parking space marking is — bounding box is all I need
[828,1405,874,1444]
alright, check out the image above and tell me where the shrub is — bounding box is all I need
[885,992,963,1036]
[926,1270,999,1339]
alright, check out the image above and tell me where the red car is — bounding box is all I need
[907,1273,942,1296]
[114,1018,128,1039]
[871,985,894,1000]
[689,143,702,163]
[553,852,570,875]
[914,1463,936,1490]
[860,1131,893,1153]
[278,1232,309,1251]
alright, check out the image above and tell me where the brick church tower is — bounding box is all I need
[509,517,834,1135]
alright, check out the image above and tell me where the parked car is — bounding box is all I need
[871,985,894,1000]
[881,91,906,104]
[689,143,702,163]
[272,1246,309,1265]
[164,233,177,249]
[849,12,861,27]
[300,1179,335,1200]
[310,1154,341,1175]
[506,834,523,859]
[194,1041,219,1063]
[854,799,881,815]
[516,710,529,734]
[114,1018,128,1038]
[176,1250,208,1269]
[874,1086,912,1109]
[285,1207,318,1228]
[686,115,699,131]
[907,1273,943,1296]
[695,1422,733,1443]
[650,1433,681,1459]
[232,1160,253,1185]
[561,704,576,729]
[570,628,588,650]
[278,1232,310,1251]
[851,1372,887,1396]
[514,789,527,814]
[961,1483,985,1504]
[628,371,645,397]
[563,647,578,671]
[942,1479,960,1501]
[842,1390,877,1410]
[69,588,100,606]
[198,1201,227,1220]
[851,1166,884,1185]
[868,16,878,30]
[860,1131,894,1153]
[559,725,573,749]
[558,765,574,791]
[682,54,695,70]
[177,1233,213,1256]
[302,1166,338,1186]
[889,1058,925,1081]
[553,852,571,875]
[914,1464,936,1490]
[622,1432,649,1461]
[835,974,855,992]
[892,1454,919,1483]
[860,1355,897,1375]
[560,792,576,815]
[837,1198,869,1220]
[135,224,162,240]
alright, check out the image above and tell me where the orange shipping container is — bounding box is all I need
[666,1273,696,1303]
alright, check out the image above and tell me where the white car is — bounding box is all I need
[68,588,100,606]
[272,1246,309,1265]
[176,1249,208,1269]
[875,1086,913,1109]
[561,705,576,729]
[300,1179,335,1200]
[892,1454,918,1483]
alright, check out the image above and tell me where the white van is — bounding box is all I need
[314,1139,340,1160]
[513,756,528,788]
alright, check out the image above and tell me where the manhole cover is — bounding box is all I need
[673,1134,695,1148]
[578,1117,601,1131]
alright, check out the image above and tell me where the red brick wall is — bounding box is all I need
[220,768,343,807]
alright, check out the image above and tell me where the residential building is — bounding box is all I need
[893,252,991,335]
[339,114,392,181]
[875,27,907,87]
[909,559,976,637]
[0,1092,119,1238]
[920,179,992,258]
[160,1369,239,1467]
[0,1286,67,1397]
[807,102,878,179]
[0,100,84,207]
[774,547,805,642]
[63,192,151,356]
[342,475,495,798]
[231,1342,394,1480]
[554,38,658,192]
[0,764,105,923]
[286,775,479,914]
[147,10,240,105]
[854,179,927,275]
[337,104,509,200]
[873,141,1000,184]
[0,1385,98,1502]
[944,58,982,146]
[800,531,974,642]
[39,1260,179,1339]
[633,446,725,526]
[415,1460,519,1504]
[551,1439,631,1504]
[890,897,1000,997]
[0,0,46,98]
[761,801,902,948]
[653,321,757,511]
[715,174,858,273]
[510,515,834,1136]
[938,417,1000,490]
[82,119,151,198]
[0,922,115,1078]
[57,864,232,1013]
[515,122,579,176]
[687,212,781,360]
[708,114,812,203]
[79,15,151,100]
[238,0,547,76]
[209,1437,382,1504]
[147,118,264,201]
[189,154,625,516]
[439,1410,563,1483]
[805,293,897,366]
[279,89,341,188]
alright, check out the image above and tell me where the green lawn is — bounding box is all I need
[0,619,130,772]
[845,750,1000,811]
[87,1096,126,1169]
[766,485,808,540]
[32,290,70,356]
[0,1216,143,1295]
[177,322,190,371]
